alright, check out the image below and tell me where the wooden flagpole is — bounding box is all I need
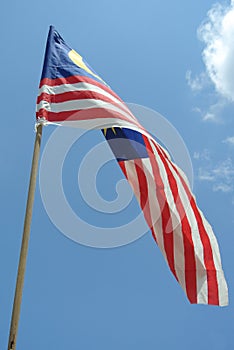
[7,123,43,350]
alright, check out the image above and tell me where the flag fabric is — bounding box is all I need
[37,26,228,306]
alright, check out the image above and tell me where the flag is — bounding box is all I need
[37,26,228,306]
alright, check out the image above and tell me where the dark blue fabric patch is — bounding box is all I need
[102,127,148,161]
[41,26,104,84]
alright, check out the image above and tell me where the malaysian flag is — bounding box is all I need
[37,26,228,306]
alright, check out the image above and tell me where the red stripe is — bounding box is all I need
[147,138,197,303]
[118,161,127,177]
[37,90,116,104]
[37,90,130,117]
[37,92,54,105]
[39,75,123,103]
[37,92,53,104]
[36,107,142,128]
[152,139,219,305]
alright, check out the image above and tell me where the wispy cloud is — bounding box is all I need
[193,149,211,161]
[196,155,234,194]
[213,183,233,193]
[213,158,234,180]
[198,169,215,182]
[186,70,208,92]
[202,112,217,122]
[223,136,234,145]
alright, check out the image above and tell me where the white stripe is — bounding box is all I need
[216,270,228,306]
[36,99,137,123]
[124,161,141,202]
[198,210,228,305]
[149,140,208,304]
[38,117,144,133]
[38,82,135,118]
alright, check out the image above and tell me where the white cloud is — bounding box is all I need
[193,149,211,161]
[191,94,228,123]
[201,99,227,123]
[197,155,234,194]
[198,2,234,101]
[187,2,234,122]
[186,70,208,91]
[198,169,215,182]
[193,152,200,160]
[213,183,233,193]
[223,136,234,145]
[212,158,234,180]
[202,112,216,122]
[191,91,226,123]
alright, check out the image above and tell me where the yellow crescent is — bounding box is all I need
[68,49,106,84]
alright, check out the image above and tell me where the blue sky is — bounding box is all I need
[1,0,234,349]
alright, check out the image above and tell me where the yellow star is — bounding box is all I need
[103,127,117,136]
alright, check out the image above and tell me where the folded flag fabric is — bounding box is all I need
[37,26,228,306]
